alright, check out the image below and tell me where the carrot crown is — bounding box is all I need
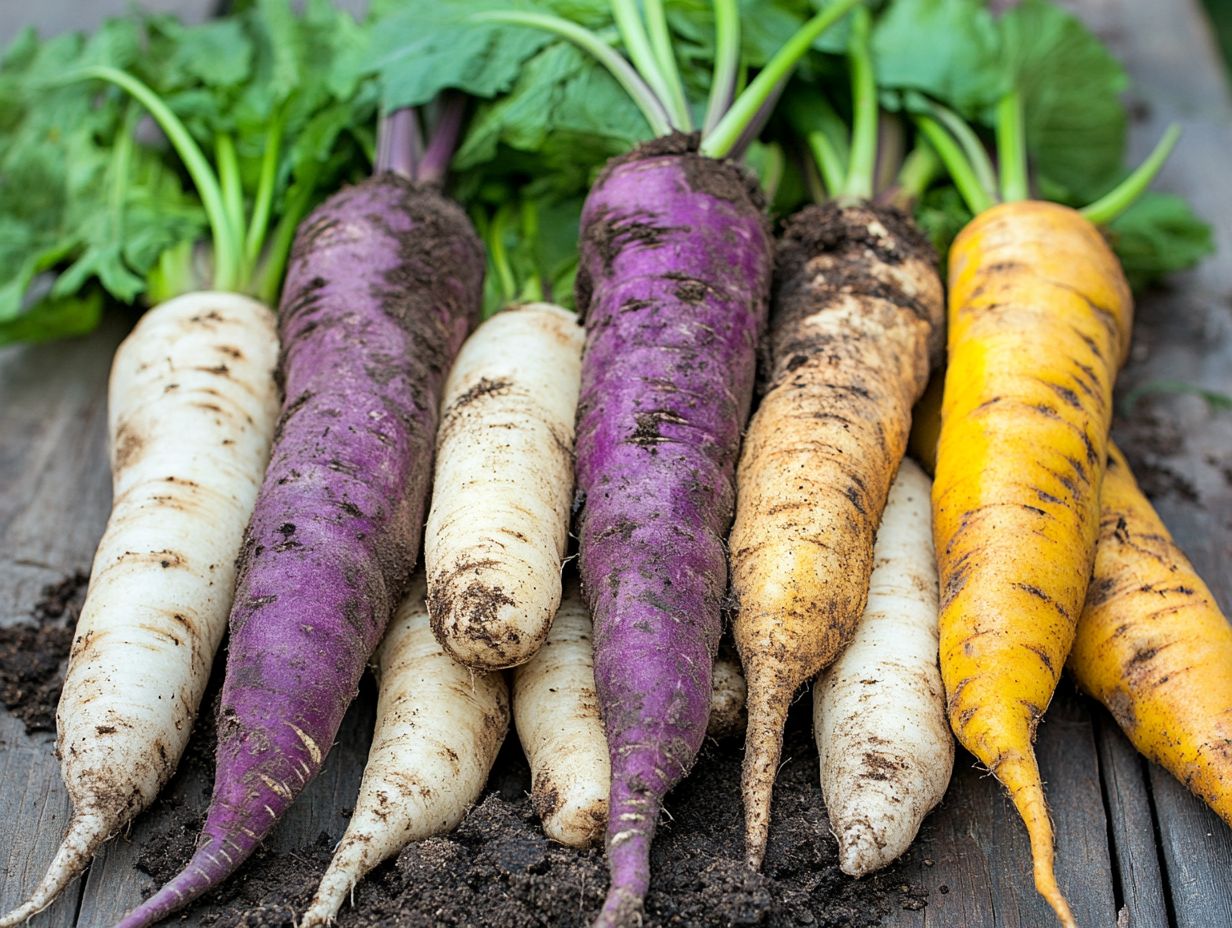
[472,0,863,160]
[794,5,942,210]
[375,97,467,186]
[919,88,1180,225]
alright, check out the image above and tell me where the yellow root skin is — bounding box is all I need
[1071,445,1232,827]
[730,204,944,867]
[935,201,1132,928]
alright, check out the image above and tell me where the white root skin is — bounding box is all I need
[513,582,609,848]
[513,585,748,848]
[425,303,583,671]
[813,459,954,878]
[0,293,279,928]
[301,577,509,927]
[709,653,748,739]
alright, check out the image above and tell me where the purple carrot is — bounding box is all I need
[476,4,858,923]
[575,135,771,926]
[115,120,483,927]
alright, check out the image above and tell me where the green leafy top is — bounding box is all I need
[867,0,1210,288]
[0,0,376,345]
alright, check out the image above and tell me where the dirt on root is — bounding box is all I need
[0,570,88,733]
[142,696,920,928]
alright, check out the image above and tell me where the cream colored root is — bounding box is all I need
[300,577,509,927]
[513,581,609,848]
[1,293,278,928]
[425,303,583,671]
[814,460,953,878]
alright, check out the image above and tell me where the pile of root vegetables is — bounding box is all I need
[0,1,1226,927]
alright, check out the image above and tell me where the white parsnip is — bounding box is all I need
[513,582,609,848]
[709,652,748,739]
[813,459,953,878]
[301,576,509,927]
[425,302,584,670]
[513,583,749,848]
[0,293,279,928]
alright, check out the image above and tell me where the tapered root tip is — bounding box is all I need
[998,752,1077,928]
[835,823,887,879]
[0,812,110,928]
[592,887,645,928]
[594,826,651,928]
[741,677,795,872]
[114,838,253,928]
[301,837,377,928]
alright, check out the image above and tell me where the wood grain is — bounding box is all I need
[0,312,129,926]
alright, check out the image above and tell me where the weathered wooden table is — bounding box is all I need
[2,0,1230,925]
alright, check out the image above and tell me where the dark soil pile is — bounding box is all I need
[135,697,921,928]
[0,570,88,732]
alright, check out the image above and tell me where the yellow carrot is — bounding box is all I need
[1070,444,1232,826]
[934,200,1132,927]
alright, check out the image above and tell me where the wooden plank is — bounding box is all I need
[1065,2,1232,926]
[0,312,130,927]
[1148,764,1232,928]
[0,314,124,627]
[879,687,1118,928]
[1092,714,1169,928]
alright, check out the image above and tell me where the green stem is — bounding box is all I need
[489,204,518,304]
[808,130,846,200]
[77,65,239,291]
[216,133,246,263]
[472,11,672,136]
[843,6,876,199]
[703,0,864,159]
[759,142,786,204]
[996,89,1029,202]
[926,100,997,203]
[520,198,547,303]
[702,0,740,135]
[1081,125,1181,225]
[644,0,692,130]
[109,105,138,234]
[611,0,679,127]
[915,114,995,215]
[255,173,317,306]
[892,142,941,208]
[245,110,285,271]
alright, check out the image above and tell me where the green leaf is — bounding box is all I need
[1103,191,1213,291]
[362,0,556,111]
[0,291,103,346]
[872,0,1004,117]
[997,0,1128,197]
[453,39,647,193]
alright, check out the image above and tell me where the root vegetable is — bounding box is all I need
[814,458,953,878]
[575,137,771,925]
[730,203,943,867]
[513,580,609,849]
[934,200,1132,927]
[299,576,510,927]
[115,158,484,927]
[426,302,584,670]
[708,652,747,740]
[1070,444,1232,826]
[0,294,278,928]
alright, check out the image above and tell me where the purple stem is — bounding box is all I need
[418,94,467,186]
[729,79,786,161]
[376,107,422,180]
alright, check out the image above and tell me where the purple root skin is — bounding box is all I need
[575,135,771,928]
[115,173,483,928]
